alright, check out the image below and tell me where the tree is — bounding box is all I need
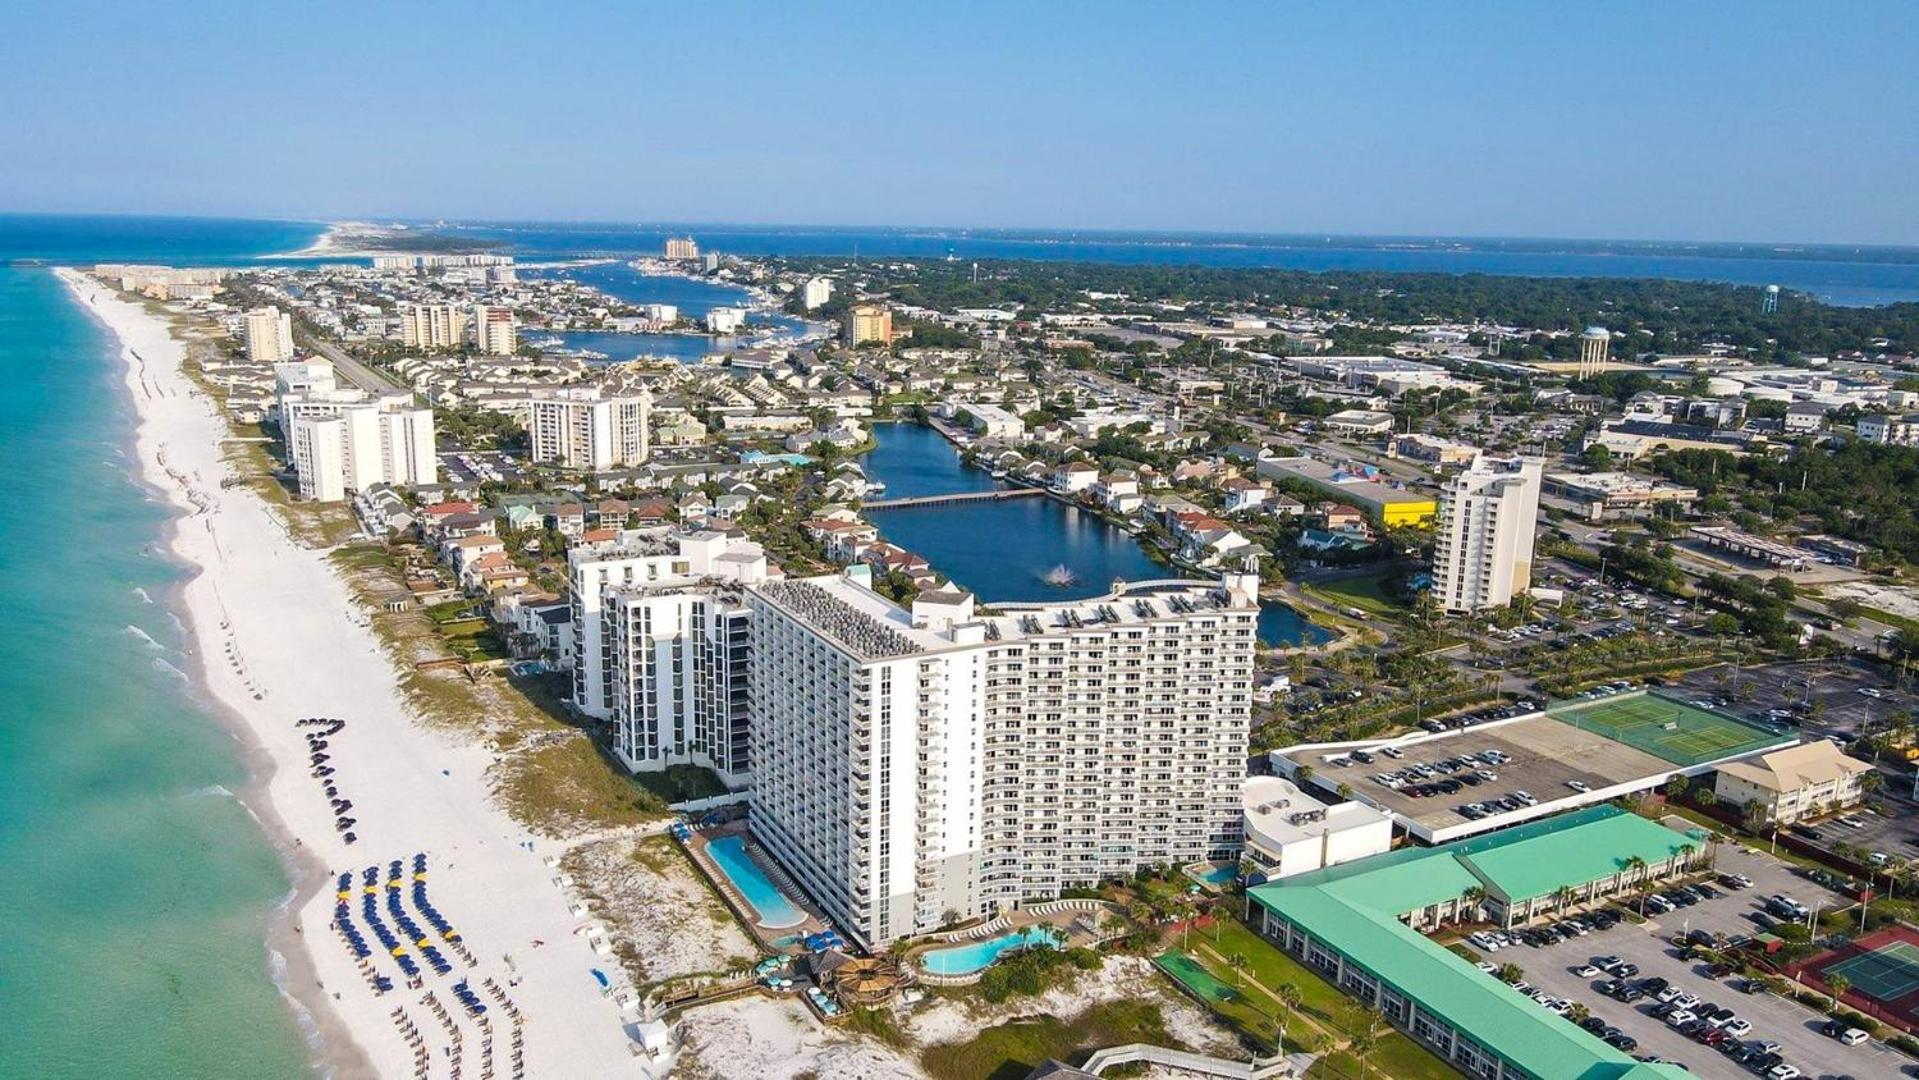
[1460,886,1487,925]
[1622,855,1651,915]
[1496,962,1523,984]
[1228,950,1250,989]
[1665,775,1690,800]
[1696,787,1719,808]
[1827,973,1850,1010]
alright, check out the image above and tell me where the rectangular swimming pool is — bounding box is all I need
[707,835,807,929]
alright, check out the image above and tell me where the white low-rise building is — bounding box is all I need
[1714,740,1873,825]
[1240,776,1392,881]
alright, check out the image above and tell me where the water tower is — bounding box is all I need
[1578,326,1612,378]
[1763,284,1780,314]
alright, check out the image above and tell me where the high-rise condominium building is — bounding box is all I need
[527,388,651,472]
[664,236,700,261]
[244,307,295,363]
[746,569,1258,948]
[844,302,893,346]
[567,530,769,734]
[1432,454,1543,613]
[801,277,834,311]
[400,303,468,350]
[471,304,516,355]
[287,400,437,501]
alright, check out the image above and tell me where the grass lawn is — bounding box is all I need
[1178,914,1458,1079]
[634,763,730,805]
[920,999,1177,1080]
[1307,573,1405,616]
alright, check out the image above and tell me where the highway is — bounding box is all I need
[301,334,406,394]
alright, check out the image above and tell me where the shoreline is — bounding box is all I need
[61,269,647,1079]
[73,268,375,1079]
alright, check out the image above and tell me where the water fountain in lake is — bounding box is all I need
[1041,564,1079,587]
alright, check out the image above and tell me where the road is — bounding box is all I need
[302,335,406,394]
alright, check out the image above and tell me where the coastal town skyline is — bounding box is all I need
[7,5,1919,1080]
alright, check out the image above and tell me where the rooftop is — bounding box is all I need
[1251,806,1696,1080]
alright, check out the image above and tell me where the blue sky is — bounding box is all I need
[3,1,1915,243]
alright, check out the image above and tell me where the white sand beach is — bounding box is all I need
[62,270,647,1079]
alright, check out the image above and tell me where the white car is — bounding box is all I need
[1840,1027,1869,1046]
[1574,964,1602,978]
[1767,1067,1800,1080]
[1656,986,1686,1004]
[1724,1017,1752,1037]
[1664,1009,1696,1028]
[1672,992,1700,1009]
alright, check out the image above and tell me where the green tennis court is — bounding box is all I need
[1827,940,1919,1003]
[1155,950,1243,1005]
[1549,692,1783,766]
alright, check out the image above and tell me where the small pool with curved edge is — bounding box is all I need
[920,926,1062,977]
[707,835,808,929]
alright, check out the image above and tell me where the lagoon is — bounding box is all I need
[858,423,1327,646]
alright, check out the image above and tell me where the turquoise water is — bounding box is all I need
[920,926,1063,977]
[1191,863,1239,886]
[0,217,321,1079]
[707,836,807,928]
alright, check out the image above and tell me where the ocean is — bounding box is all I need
[0,216,322,1079]
[452,221,1919,306]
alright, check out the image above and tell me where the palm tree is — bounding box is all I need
[1622,855,1650,915]
[1553,884,1578,916]
[1459,885,1487,927]
[1349,1009,1384,1080]
[1827,973,1850,1011]
[1229,950,1251,991]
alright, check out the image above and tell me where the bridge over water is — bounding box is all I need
[864,487,1049,510]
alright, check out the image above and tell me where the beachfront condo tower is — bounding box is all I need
[1432,454,1543,613]
[745,569,1258,948]
[287,401,437,502]
[567,530,770,782]
[528,388,652,472]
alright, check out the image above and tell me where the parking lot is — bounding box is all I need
[1310,712,1719,839]
[1486,840,1909,1079]
[1664,659,1919,741]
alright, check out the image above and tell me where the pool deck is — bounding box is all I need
[682,825,829,952]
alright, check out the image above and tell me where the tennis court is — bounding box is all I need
[1827,941,1919,1004]
[1548,691,1784,766]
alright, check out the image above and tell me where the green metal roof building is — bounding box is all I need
[1248,806,1703,1080]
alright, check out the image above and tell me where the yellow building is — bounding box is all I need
[1256,456,1437,528]
[844,302,893,346]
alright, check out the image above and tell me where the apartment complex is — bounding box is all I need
[288,400,436,501]
[566,529,770,730]
[801,276,833,311]
[243,306,295,363]
[706,306,746,334]
[746,570,1258,948]
[664,236,700,261]
[470,304,516,355]
[1859,412,1919,446]
[844,302,893,346]
[1431,454,1542,613]
[528,388,652,472]
[1713,740,1873,825]
[400,303,468,350]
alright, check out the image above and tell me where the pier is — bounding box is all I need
[865,487,1047,510]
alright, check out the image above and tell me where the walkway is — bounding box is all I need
[1080,1043,1297,1078]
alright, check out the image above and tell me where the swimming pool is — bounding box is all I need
[707,836,808,929]
[1191,862,1238,887]
[920,926,1061,977]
